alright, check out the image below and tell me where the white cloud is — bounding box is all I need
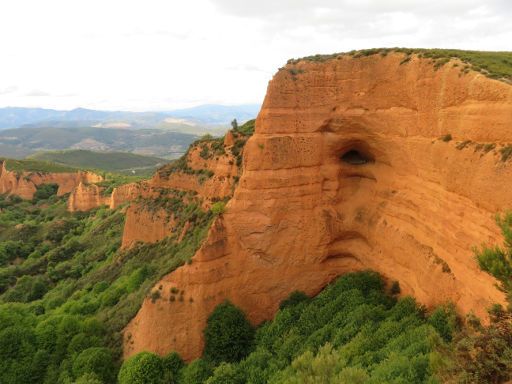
[25,90,51,97]
[0,86,18,95]
[0,0,511,111]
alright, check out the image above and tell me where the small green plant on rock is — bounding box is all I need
[500,145,512,162]
[211,202,226,216]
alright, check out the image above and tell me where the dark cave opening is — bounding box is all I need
[340,149,374,165]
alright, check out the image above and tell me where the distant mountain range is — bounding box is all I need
[0,127,198,159]
[0,104,260,131]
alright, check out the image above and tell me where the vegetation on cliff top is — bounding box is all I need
[158,120,254,179]
[288,48,512,82]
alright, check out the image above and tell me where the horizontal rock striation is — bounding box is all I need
[124,52,512,361]
[120,133,246,248]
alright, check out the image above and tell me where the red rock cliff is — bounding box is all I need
[124,52,512,361]
[120,134,246,248]
[0,162,103,200]
[67,182,111,212]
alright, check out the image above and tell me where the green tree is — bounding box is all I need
[206,362,245,384]
[75,372,104,384]
[428,305,457,342]
[72,347,115,383]
[279,291,309,310]
[203,301,254,364]
[162,351,184,384]
[118,351,165,384]
[33,183,59,201]
[180,359,213,384]
[0,325,38,383]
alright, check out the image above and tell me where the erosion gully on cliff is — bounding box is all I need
[121,49,512,362]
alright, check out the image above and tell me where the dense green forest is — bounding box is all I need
[0,187,215,383]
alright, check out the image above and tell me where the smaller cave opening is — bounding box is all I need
[340,149,373,165]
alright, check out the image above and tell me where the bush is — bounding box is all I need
[203,301,255,364]
[475,212,512,290]
[279,291,309,310]
[206,362,244,384]
[0,240,32,266]
[72,347,115,383]
[428,305,457,342]
[500,145,512,162]
[33,183,59,201]
[236,119,255,136]
[75,372,103,384]
[162,351,184,383]
[2,275,49,303]
[118,352,165,384]
[0,325,38,383]
[210,202,226,216]
[180,359,213,384]
[451,314,512,383]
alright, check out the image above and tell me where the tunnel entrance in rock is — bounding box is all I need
[340,149,374,165]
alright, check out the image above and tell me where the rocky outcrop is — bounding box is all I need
[121,204,177,248]
[110,182,146,209]
[120,135,246,248]
[0,162,103,200]
[67,182,111,212]
[124,52,512,361]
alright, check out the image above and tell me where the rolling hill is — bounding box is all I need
[29,150,169,176]
[0,127,199,159]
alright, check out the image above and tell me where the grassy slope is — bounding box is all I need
[290,48,512,82]
[29,150,169,176]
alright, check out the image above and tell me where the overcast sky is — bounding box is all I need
[0,0,511,111]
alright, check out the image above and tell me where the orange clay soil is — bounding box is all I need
[122,52,512,361]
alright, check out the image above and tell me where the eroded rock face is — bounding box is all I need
[120,135,245,248]
[0,162,103,200]
[67,182,111,212]
[124,53,512,361]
